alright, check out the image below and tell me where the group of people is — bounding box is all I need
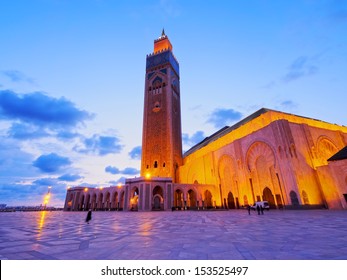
[247,204,265,215]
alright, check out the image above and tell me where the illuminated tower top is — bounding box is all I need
[154,29,173,53]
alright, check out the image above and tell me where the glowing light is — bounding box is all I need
[84,188,88,192]
[117,183,122,188]
[37,211,47,240]
[42,186,52,209]
[145,172,151,179]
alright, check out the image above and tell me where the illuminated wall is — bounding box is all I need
[178,109,347,209]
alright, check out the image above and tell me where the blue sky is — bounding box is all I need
[0,0,346,207]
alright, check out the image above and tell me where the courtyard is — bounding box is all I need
[0,209,346,260]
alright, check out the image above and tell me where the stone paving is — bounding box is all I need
[0,209,346,260]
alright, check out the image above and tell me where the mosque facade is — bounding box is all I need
[64,31,347,211]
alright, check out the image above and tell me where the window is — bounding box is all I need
[154,161,158,168]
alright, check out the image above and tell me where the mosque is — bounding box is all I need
[64,31,347,211]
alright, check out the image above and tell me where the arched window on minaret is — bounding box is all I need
[152,76,163,94]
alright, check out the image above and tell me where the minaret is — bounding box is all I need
[141,30,182,182]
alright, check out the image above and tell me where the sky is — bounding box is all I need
[0,0,346,207]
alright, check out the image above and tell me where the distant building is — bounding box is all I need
[64,31,347,211]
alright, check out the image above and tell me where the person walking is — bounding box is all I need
[86,209,92,224]
[256,205,260,215]
[247,204,251,215]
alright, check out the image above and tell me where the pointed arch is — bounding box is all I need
[187,189,197,208]
[263,187,276,208]
[246,141,276,172]
[204,190,213,208]
[316,136,339,165]
[227,192,235,209]
[174,189,184,208]
[153,186,164,210]
[290,191,299,206]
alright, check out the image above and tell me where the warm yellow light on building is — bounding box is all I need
[84,188,88,192]
[117,183,122,188]
[145,172,151,180]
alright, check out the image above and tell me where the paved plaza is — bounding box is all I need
[0,209,346,260]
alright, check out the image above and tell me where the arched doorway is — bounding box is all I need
[187,189,196,209]
[105,192,111,210]
[263,187,276,208]
[91,194,97,210]
[130,187,139,211]
[227,192,236,209]
[80,195,85,211]
[97,193,103,210]
[153,186,164,210]
[204,190,213,209]
[112,192,118,210]
[174,189,183,209]
[85,194,91,210]
[119,191,125,210]
[290,191,299,206]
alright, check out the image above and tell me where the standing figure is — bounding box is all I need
[86,209,92,224]
[247,205,251,215]
[260,205,264,215]
[256,205,260,215]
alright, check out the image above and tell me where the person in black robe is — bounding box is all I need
[86,209,92,224]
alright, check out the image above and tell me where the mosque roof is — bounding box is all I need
[183,108,345,158]
[328,146,347,161]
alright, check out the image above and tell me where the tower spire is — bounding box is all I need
[161,28,165,37]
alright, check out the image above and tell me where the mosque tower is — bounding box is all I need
[141,30,183,182]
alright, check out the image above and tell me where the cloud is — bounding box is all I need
[105,166,120,174]
[182,130,205,147]
[33,177,58,186]
[58,174,83,182]
[0,137,38,180]
[56,131,81,140]
[75,134,124,155]
[207,108,242,128]
[109,177,127,185]
[1,70,34,84]
[0,90,92,129]
[128,146,141,160]
[33,153,71,173]
[7,123,50,139]
[282,56,318,82]
[122,167,140,175]
[105,166,140,175]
